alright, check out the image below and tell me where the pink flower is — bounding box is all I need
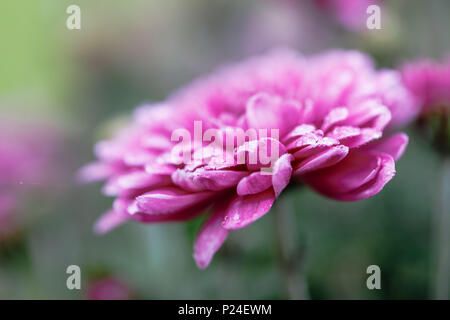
[0,118,61,241]
[86,277,133,300]
[0,194,17,242]
[401,57,450,153]
[81,49,416,268]
[401,58,450,114]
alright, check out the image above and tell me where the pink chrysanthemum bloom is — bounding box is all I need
[401,58,450,153]
[81,49,416,268]
[402,58,450,113]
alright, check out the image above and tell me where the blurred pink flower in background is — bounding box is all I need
[0,118,62,242]
[240,0,331,55]
[0,194,17,242]
[314,0,381,32]
[80,49,417,268]
[86,276,133,300]
[401,58,450,114]
[401,57,450,153]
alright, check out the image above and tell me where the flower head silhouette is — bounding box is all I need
[402,58,450,153]
[81,49,416,268]
[0,119,61,242]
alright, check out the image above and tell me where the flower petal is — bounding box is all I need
[77,162,118,183]
[222,189,275,230]
[192,169,248,191]
[283,124,316,143]
[136,187,214,215]
[337,152,396,201]
[127,198,211,223]
[93,210,129,234]
[236,172,272,196]
[290,135,339,159]
[293,145,349,175]
[326,126,360,141]
[321,107,349,132]
[171,169,206,192]
[302,150,396,200]
[272,153,293,197]
[116,171,171,190]
[193,202,230,269]
[172,168,247,191]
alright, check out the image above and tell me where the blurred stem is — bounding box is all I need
[272,193,308,300]
[433,157,450,299]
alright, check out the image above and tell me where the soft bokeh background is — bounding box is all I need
[0,0,449,299]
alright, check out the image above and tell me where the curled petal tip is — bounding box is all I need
[93,210,128,235]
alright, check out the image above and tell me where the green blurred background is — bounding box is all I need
[0,0,449,299]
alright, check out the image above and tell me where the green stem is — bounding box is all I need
[433,158,450,299]
[272,194,308,300]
